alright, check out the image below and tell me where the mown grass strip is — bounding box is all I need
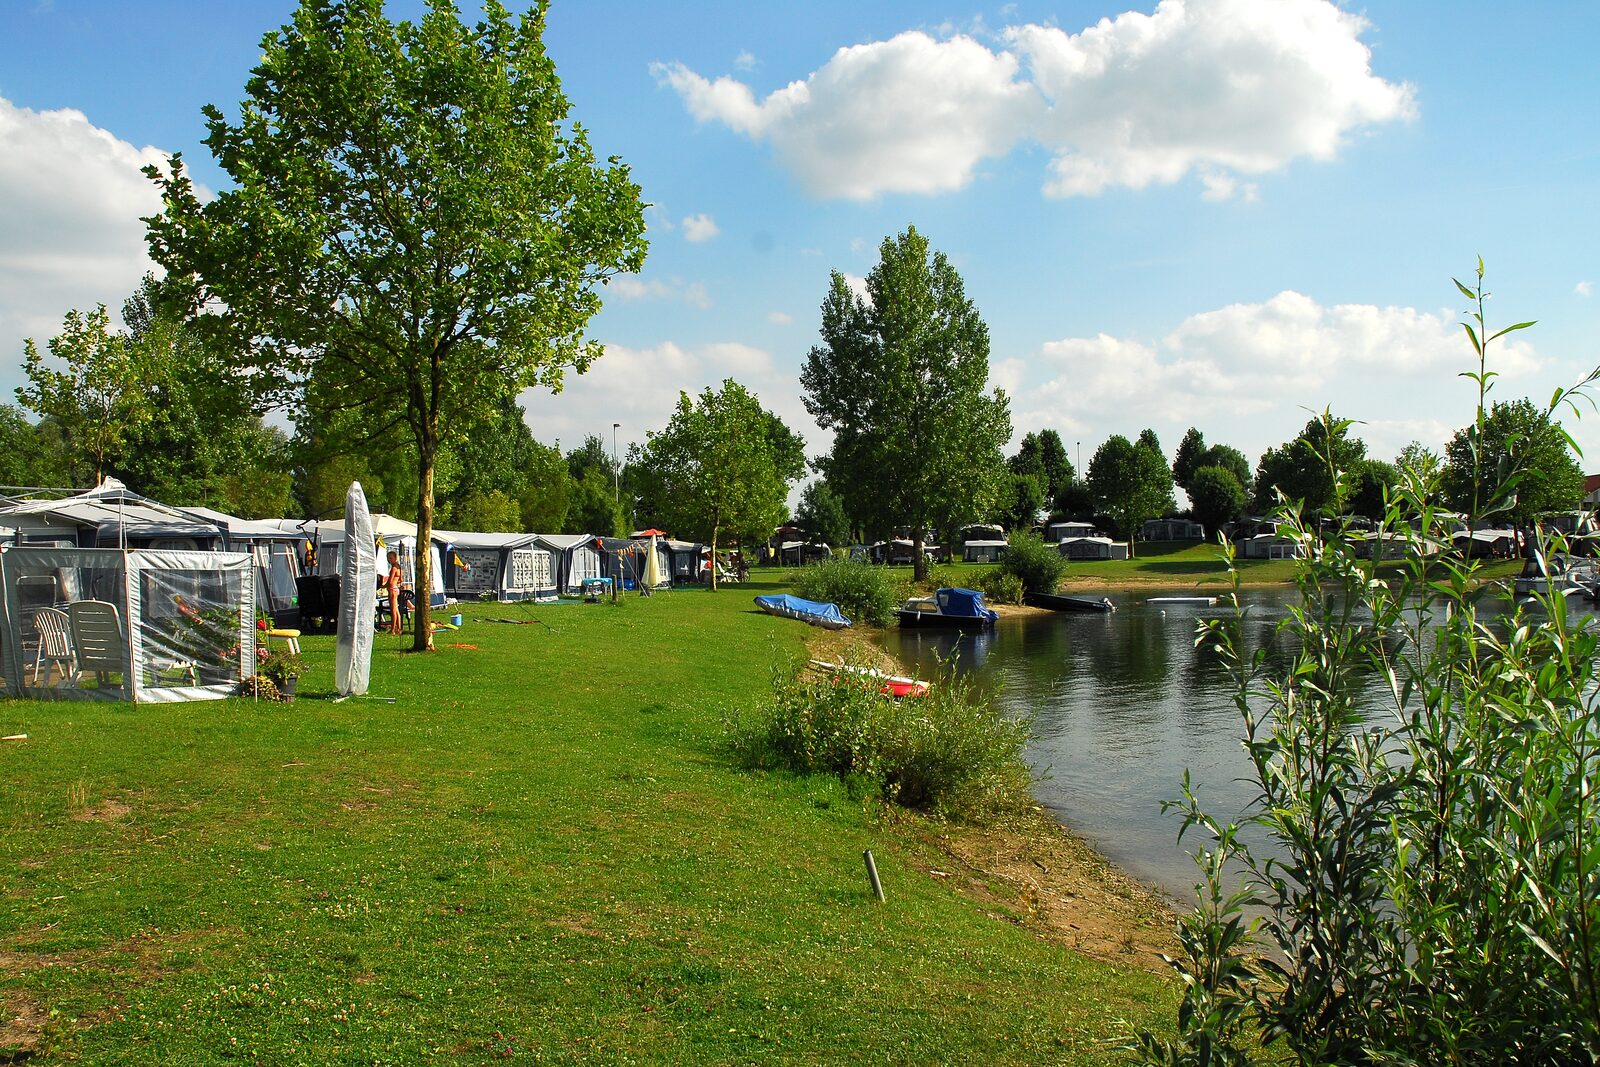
[1,573,1173,1064]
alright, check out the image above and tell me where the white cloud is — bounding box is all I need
[519,339,821,463]
[1010,292,1543,464]
[767,310,793,326]
[655,0,1413,201]
[1579,280,1594,297]
[840,271,871,305]
[653,31,1040,199]
[734,50,757,72]
[606,274,711,309]
[0,96,190,396]
[680,213,720,243]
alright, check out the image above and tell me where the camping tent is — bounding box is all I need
[178,506,307,629]
[434,531,557,602]
[532,533,603,594]
[0,544,254,703]
[314,514,447,608]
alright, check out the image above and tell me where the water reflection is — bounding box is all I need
[880,589,1409,900]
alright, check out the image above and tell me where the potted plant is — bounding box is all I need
[260,646,305,701]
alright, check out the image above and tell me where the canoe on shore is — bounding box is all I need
[1147,596,1217,606]
[1024,591,1115,613]
[807,659,929,698]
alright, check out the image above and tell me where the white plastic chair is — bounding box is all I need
[68,601,128,689]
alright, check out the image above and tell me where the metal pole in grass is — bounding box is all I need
[863,850,886,902]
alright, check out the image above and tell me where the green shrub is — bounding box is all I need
[792,558,908,628]
[923,562,966,592]
[726,657,1033,823]
[977,568,1024,605]
[997,530,1064,594]
[1131,269,1600,1064]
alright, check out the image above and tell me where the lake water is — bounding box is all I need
[879,588,1370,901]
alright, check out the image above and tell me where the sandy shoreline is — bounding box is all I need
[805,624,1183,972]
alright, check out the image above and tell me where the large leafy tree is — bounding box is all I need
[0,407,72,490]
[1441,398,1583,525]
[637,379,805,589]
[801,226,1011,580]
[1253,414,1366,514]
[1009,430,1074,503]
[1087,434,1175,556]
[145,0,647,650]
[794,479,852,548]
[1187,464,1246,537]
[18,304,154,485]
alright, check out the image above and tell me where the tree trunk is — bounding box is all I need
[413,428,437,652]
[913,530,927,583]
[709,520,719,592]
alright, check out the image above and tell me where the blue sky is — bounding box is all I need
[1,0,1597,485]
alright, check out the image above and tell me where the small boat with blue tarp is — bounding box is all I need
[753,593,852,630]
[896,587,998,630]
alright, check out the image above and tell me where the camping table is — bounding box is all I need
[581,577,613,603]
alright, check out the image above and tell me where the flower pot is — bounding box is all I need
[275,675,299,702]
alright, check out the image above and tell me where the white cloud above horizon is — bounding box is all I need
[1008,291,1544,465]
[0,95,186,397]
[1579,280,1594,297]
[607,274,711,309]
[680,213,720,242]
[656,0,1408,199]
[518,339,825,465]
[654,0,1413,201]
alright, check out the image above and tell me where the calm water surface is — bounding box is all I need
[881,588,1355,900]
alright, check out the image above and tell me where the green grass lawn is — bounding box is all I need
[1,574,1173,1064]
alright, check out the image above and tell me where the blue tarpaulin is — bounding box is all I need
[753,594,852,630]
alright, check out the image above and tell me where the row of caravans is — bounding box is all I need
[0,481,719,632]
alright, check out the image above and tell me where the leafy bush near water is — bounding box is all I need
[792,558,908,627]
[1130,269,1600,1064]
[725,657,1033,823]
[977,568,1025,605]
[997,530,1065,594]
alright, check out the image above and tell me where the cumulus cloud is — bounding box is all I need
[734,50,757,72]
[0,96,187,394]
[607,274,711,310]
[680,213,720,242]
[654,0,1413,200]
[767,310,793,326]
[653,31,1040,199]
[1010,292,1542,463]
[1579,280,1594,297]
[518,339,819,462]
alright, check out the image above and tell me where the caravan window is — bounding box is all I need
[509,549,551,591]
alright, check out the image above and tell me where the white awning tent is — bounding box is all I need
[531,533,603,594]
[313,514,446,607]
[0,545,255,703]
[434,530,556,602]
[0,479,224,550]
[1056,536,1130,561]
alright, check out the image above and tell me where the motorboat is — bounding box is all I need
[896,587,998,630]
[1514,554,1600,598]
[807,660,928,698]
[1024,591,1114,613]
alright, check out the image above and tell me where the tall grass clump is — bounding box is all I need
[1131,264,1600,1065]
[792,558,908,627]
[726,657,1033,823]
[997,530,1065,594]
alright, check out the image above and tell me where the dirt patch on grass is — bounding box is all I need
[1,991,46,1059]
[70,798,130,823]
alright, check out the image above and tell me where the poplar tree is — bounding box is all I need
[801,226,1011,580]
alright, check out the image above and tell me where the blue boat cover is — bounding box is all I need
[753,593,852,629]
[935,587,999,621]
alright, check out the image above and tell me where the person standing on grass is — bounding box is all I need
[384,550,405,635]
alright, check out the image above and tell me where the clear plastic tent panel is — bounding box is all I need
[0,546,254,702]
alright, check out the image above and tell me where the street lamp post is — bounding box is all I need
[612,422,621,507]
